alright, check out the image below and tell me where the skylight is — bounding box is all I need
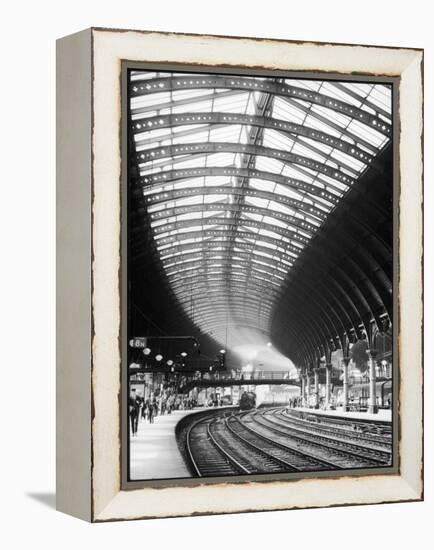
[129,71,392,346]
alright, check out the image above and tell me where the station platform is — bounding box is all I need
[293,407,392,423]
[130,409,198,480]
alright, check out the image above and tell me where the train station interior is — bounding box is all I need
[127,69,393,481]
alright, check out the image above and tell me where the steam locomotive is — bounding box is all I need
[239,391,256,411]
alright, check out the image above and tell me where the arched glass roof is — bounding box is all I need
[129,71,392,351]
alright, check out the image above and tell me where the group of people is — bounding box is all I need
[129,388,197,437]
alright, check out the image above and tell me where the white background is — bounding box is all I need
[1,1,432,548]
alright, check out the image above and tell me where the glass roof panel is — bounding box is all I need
[129,70,392,345]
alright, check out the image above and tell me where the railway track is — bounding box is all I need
[186,413,334,476]
[283,409,392,441]
[226,414,340,471]
[246,410,392,467]
[186,415,248,477]
[279,409,392,448]
[184,407,393,477]
[210,416,300,474]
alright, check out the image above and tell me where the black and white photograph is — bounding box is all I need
[2,0,428,538]
[126,68,395,482]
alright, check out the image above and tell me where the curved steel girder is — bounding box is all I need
[134,175,391,254]
[152,213,391,316]
[294,262,370,339]
[264,188,391,320]
[130,76,391,136]
[137,142,347,195]
[165,256,287,278]
[150,201,323,236]
[277,320,314,367]
[137,141,352,192]
[187,292,274,307]
[330,191,392,256]
[272,236,386,348]
[196,316,268,332]
[269,279,340,357]
[194,313,267,331]
[164,258,290,277]
[170,280,281,302]
[155,228,304,257]
[294,272,359,337]
[275,273,349,345]
[202,323,270,337]
[280,95,381,154]
[177,298,274,322]
[172,284,275,313]
[320,230,392,311]
[194,306,269,323]
[169,270,285,292]
[142,185,327,223]
[172,274,342,356]
[160,246,296,267]
[154,218,310,246]
[147,204,392,304]
[161,250,294,272]
[133,112,374,173]
[165,260,287,283]
[193,309,268,321]
[275,253,382,356]
[281,317,323,367]
[136,197,391,284]
[194,307,267,323]
[153,218,311,247]
[171,281,280,301]
[282,254,363,339]
[150,202,319,236]
[188,296,275,314]
[159,241,296,263]
[313,228,392,319]
[281,275,367,361]
[291,253,381,334]
[153,216,312,247]
[132,89,245,116]
[138,230,389,336]
[184,294,274,314]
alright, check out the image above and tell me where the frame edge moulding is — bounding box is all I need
[56,27,423,523]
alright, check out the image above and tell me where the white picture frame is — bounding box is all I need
[56,27,423,522]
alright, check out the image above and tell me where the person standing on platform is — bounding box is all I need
[153,398,159,418]
[129,388,140,437]
[147,400,154,423]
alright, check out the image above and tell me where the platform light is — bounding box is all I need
[155,354,163,361]
[143,347,151,355]
[181,352,188,357]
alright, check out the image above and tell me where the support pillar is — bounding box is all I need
[367,349,378,414]
[301,375,306,407]
[342,356,350,412]
[325,363,332,407]
[314,369,319,408]
[306,374,311,408]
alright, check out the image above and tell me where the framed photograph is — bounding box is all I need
[56,28,423,522]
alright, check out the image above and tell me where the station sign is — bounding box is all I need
[129,337,147,348]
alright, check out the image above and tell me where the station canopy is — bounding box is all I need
[129,71,392,357]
